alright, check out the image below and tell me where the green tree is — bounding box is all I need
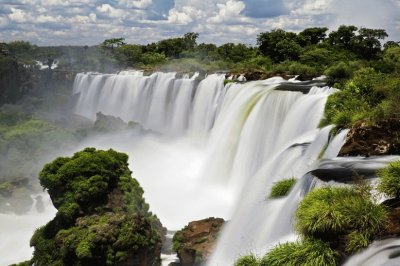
[355,28,388,59]
[299,27,329,45]
[257,29,302,62]
[328,25,358,49]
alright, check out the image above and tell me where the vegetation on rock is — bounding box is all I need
[234,253,260,266]
[296,186,387,253]
[172,217,224,265]
[28,148,164,266]
[378,161,400,198]
[260,239,338,266]
[269,177,297,198]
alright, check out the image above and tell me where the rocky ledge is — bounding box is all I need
[172,217,225,266]
[339,119,400,157]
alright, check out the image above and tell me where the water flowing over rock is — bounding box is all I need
[72,71,341,264]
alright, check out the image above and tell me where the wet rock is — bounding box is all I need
[339,119,400,157]
[173,217,225,266]
[93,112,128,132]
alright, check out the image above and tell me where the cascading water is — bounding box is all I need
[4,71,386,265]
[73,72,342,264]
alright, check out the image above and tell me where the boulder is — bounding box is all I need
[173,217,225,266]
[339,119,400,157]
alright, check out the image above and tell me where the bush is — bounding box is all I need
[261,239,338,266]
[269,177,297,198]
[324,62,354,86]
[234,254,260,266]
[295,186,387,252]
[377,160,400,198]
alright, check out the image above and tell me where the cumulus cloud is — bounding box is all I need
[208,0,246,23]
[8,8,31,23]
[1,0,399,45]
[168,8,193,24]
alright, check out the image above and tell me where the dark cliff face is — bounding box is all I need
[29,148,165,266]
[339,119,400,157]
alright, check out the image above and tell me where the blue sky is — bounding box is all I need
[0,0,399,46]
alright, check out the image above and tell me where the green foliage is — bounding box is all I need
[261,239,338,266]
[345,231,370,253]
[324,62,355,85]
[0,113,76,180]
[295,186,387,253]
[234,253,260,266]
[269,177,297,198]
[321,67,387,128]
[39,148,130,215]
[299,27,329,45]
[172,230,185,252]
[31,148,164,266]
[257,29,302,62]
[377,160,400,198]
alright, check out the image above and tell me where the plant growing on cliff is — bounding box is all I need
[269,177,297,199]
[29,148,164,266]
[377,160,400,198]
[295,186,387,253]
[260,239,338,266]
[234,253,260,266]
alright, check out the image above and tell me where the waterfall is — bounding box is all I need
[73,71,225,136]
[72,71,343,264]
[2,70,397,265]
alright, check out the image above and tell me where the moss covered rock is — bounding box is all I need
[29,147,165,266]
[172,217,225,266]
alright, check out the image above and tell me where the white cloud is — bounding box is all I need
[118,0,153,9]
[208,0,246,23]
[96,4,127,19]
[8,8,31,23]
[37,14,62,23]
[1,0,400,46]
[167,8,193,24]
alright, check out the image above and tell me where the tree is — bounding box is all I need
[183,32,199,50]
[328,25,358,49]
[217,43,254,63]
[257,29,302,62]
[100,38,126,51]
[299,27,328,46]
[355,28,388,59]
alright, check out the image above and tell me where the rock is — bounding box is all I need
[173,217,225,266]
[339,119,400,157]
[29,148,165,266]
[93,112,128,132]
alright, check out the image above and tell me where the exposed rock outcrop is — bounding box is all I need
[29,148,165,266]
[339,119,400,157]
[172,217,225,266]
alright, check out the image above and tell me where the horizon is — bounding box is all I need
[1,0,399,46]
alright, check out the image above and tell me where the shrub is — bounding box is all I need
[235,254,260,266]
[269,177,297,199]
[377,160,400,198]
[260,239,338,266]
[295,186,387,252]
[324,62,354,85]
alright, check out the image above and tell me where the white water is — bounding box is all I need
[72,72,343,264]
[2,71,355,265]
[0,194,56,265]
